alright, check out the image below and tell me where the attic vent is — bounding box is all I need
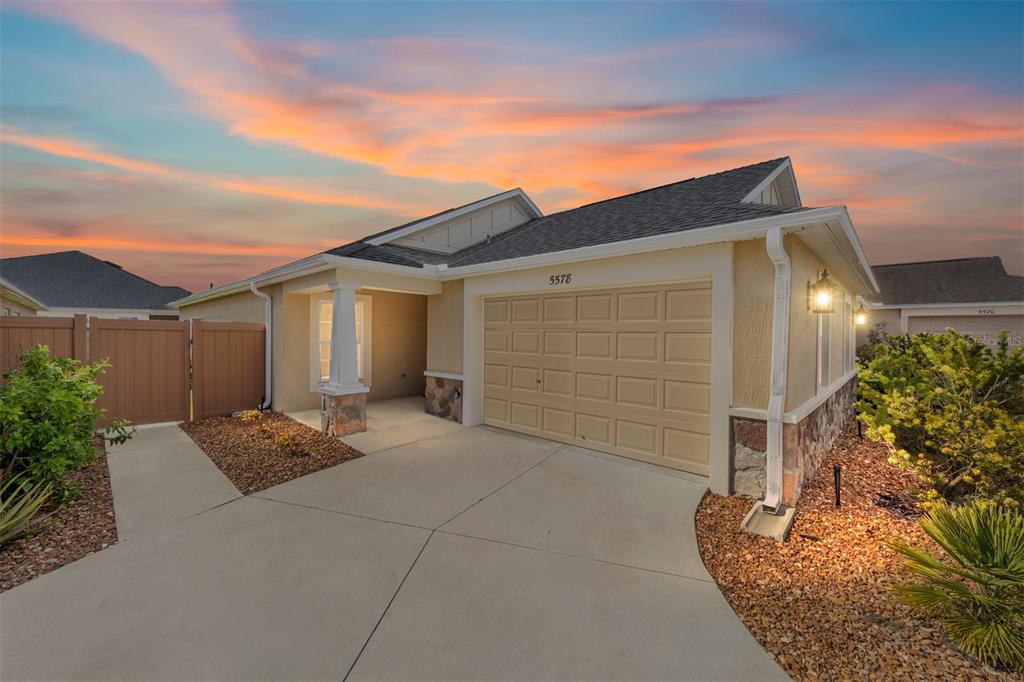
[104,260,124,270]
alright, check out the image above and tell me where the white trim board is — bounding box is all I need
[730,369,858,424]
[424,370,464,381]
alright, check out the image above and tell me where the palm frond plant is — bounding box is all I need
[893,502,1024,671]
[0,474,52,545]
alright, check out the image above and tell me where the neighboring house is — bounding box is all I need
[0,277,47,316]
[858,257,1024,348]
[0,251,190,319]
[173,157,878,527]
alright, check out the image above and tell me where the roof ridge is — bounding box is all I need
[873,256,1003,268]
[539,157,790,217]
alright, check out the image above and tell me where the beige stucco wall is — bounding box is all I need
[731,235,855,412]
[364,289,427,401]
[732,239,774,409]
[427,279,464,374]
[177,290,266,322]
[1,294,38,316]
[786,235,853,410]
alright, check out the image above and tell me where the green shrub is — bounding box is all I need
[0,474,52,545]
[856,330,1024,507]
[893,502,1024,671]
[0,345,133,500]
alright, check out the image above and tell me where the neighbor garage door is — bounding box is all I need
[482,282,712,475]
[908,315,1024,348]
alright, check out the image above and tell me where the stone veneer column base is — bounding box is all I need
[425,375,463,423]
[321,392,367,436]
[730,377,856,506]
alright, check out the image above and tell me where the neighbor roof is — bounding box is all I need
[872,257,1024,305]
[326,158,806,268]
[0,251,191,310]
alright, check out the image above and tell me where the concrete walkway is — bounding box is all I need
[1,424,785,681]
[106,425,240,538]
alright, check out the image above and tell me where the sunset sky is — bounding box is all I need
[1,1,1021,293]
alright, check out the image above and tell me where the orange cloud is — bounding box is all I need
[0,127,425,213]
[1,228,312,258]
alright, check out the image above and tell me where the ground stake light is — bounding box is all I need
[808,270,836,314]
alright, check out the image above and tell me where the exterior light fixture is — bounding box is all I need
[854,303,868,326]
[807,270,836,314]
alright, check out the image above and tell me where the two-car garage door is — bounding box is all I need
[482,282,713,476]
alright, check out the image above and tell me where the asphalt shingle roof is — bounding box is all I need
[0,251,191,310]
[326,158,805,269]
[872,257,1024,305]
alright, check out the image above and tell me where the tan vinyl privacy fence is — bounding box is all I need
[192,320,265,419]
[0,315,265,426]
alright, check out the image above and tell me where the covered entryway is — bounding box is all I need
[481,281,712,475]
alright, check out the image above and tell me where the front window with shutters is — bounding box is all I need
[313,296,368,386]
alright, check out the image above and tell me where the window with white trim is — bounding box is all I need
[314,297,367,384]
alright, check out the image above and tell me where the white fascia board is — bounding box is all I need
[441,206,849,279]
[869,301,1024,311]
[366,188,542,246]
[835,208,880,294]
[320,254,440,277]
[170,253,334,307]
[0,278,47,310]
[741,158,801,207]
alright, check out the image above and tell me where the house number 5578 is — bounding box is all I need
[549,273,573,286]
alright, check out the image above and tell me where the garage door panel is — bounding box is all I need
[665,332,711,363]
[616,332,659,362]
[485,300,509,323]
[616,376,658,409]
[577,332,613,359]
[577,295,613,322]
[511,298,540,323]
[618,291,661,321]
[483,282,712,476]
[511,330,540,354]
[543,297,575,322]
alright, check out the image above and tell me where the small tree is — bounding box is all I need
[856,330,1024,508]
[0,345,133,500]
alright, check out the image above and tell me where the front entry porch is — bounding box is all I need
[289,396,462,454]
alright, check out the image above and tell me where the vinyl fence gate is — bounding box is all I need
[0,315,265,426]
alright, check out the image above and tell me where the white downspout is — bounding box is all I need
[250,282,272,410]
[763,227,790,513]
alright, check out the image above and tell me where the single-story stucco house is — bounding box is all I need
[857,256,1024,348]
[0,250,190,319]
[172,157,878,529]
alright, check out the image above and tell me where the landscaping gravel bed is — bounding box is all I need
[0,451,117,592]
[697,420,1019,681]
[180,412,363,494]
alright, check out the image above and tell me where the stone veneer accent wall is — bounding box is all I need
[322,392,367,436]
[731,376,856,506]
[425,375,463,423]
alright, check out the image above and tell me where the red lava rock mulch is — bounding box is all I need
[696,419,1019,682]
[0,450,118,593]
[179,412,364,495]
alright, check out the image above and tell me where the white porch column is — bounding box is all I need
[322,282,368,396]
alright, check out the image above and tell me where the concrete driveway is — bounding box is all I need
[1,425,785,681]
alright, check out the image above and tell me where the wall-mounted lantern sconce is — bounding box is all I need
[854,303,868,326]
[807,270,836,314]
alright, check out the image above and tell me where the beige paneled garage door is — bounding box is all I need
[483,282,712,475]
[908,314,1024,348]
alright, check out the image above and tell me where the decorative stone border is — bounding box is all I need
[730,377,856,505]
[425,375,463,423]
[322,392,367,435]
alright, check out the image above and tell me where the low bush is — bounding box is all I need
[239,409,263,423]
[856,330,1024,508]
[893,502,1024,671]
[274,431,305,457]
[0,345,134,501]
